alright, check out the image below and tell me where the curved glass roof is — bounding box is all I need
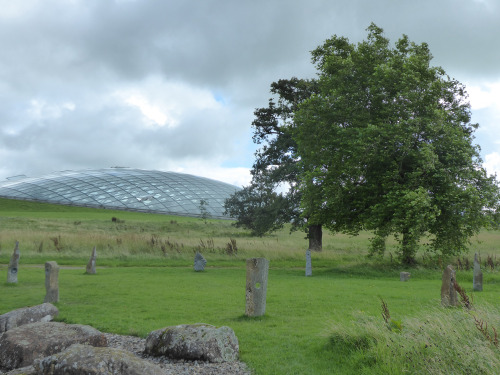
[0,168,241,219]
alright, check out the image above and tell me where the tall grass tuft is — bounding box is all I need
[474,315,499,348]
[49,235,63,252]
[225,238,238,256]
[379,298,402,333]
[326,303,500,374]
[454,280,473,310]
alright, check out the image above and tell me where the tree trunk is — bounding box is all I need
[308,224,322,251]
[401,229,417,266]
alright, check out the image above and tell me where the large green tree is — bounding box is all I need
[294,24,499,264]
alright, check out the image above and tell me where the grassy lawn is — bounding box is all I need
[2,198,500,374]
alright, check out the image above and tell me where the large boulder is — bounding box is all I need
[34,344,164,375]
[0,322,107,371]
[144,323,239,363]
[0,303,59,333]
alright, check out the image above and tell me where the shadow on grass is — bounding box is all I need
[3,282,20,288]
[314,262,442,280]
[232,314,271,323]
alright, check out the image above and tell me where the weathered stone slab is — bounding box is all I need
[144,324,239,363]
[44,261,59,303]
[86,246,97,274]
[400,272,411,282]
[194,252,207,272]
[0,303,59,333]
[35,344,164,375]
[305,249,312,277]
[473,252,483,291]
[7,241,20,284]
[245,258,269,317]
[441,265,458,307]
[0,322,107,371]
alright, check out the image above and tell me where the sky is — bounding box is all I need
[1,0,499,188]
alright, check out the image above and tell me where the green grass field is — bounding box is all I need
[2,198,500,374]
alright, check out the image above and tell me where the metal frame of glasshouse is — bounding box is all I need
[0,168,240,219]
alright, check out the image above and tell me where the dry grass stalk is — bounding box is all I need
[474,315,499,348]
[380,298,391,324]
[453,280,473,310]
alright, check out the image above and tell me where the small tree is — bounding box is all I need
[294,24,499,264]
[224,179,290,236]
[199,199,211,224]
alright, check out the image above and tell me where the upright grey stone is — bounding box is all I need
[473,252,483,291]
[441,265,458,307]
[305,249,312,277]
[245,258,269,317]
[400,272,411,282]
[194,252,207,272]
[7,241,20,284]
[86,246,97,274]
[44,261,60,303]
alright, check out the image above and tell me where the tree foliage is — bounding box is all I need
[224,180,290,237]
[198,199,211,224]
[294,24,499,264]
[225,78,319,240]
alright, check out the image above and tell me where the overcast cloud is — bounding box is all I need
[1,0,499,187]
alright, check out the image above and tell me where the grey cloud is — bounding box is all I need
[0,0,499,181]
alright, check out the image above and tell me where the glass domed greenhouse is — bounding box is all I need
[0,168,241,219]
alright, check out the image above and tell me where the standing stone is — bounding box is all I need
[194,252,207,272]
[7,241,20,284]
[441,265,458,307]
[86,246,97,274]
[245,258,269,317]
[44,261,60,303]
[400,272,411,282]
[305,249,312,277]
[473,253,483,291]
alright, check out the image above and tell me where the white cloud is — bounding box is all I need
[28,99,75,120]
[115,76,222,128]
[467,81,500,112]
[159,159,251,187]
[125,95,170,127]
[178,165,252,188]
[0,0,40,18]
[484,152,500,178]
[467,80,500,169]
